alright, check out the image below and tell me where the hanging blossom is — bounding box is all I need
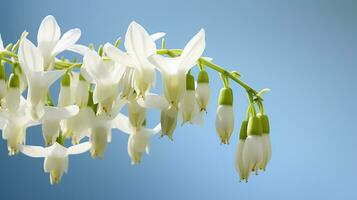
[0,15,271,185]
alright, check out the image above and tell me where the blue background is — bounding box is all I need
[1,0,356,199]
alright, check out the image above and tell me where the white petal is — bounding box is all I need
[125,21,156,60]
[67,44,90,55]
[67,142,91,155]
[52,28,81,56]
[150,32,166,41]
[19,144,46,158]
[148,54,182,75]
[112,113,132,134]
[37,15,61,49]
[18,38,44,73]
[137,93,169,110]
[104,43,136,67]
[42,105,79,121]
[180,29,206,72]
[142,123,161,135]
[41,70,65,86]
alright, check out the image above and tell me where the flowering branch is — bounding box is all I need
[0,15,272,185]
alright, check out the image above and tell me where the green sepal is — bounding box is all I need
[98,45,104,56]
[247,116,263,136]
[218,87,233,106]
[186,73,195,90]
[87,90,98,113]
[258,114,270,134]
[61,73,71,87]
[56,133,65,145]
[79,73,86,81]
[8,73,20,88]
[0,62,6,80]
[239,121,248,140]
[197,70,209,83]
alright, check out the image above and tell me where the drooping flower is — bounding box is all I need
[215,87,234,144]
[81,50,125,115]
[258,113,271,170]
[235,121,250,182]
[41,105,79,146]
[0,97,39,155]
[19,142,91,185]
[113,113,161,164]
[179,73,203,125]
[195,70,211,112]
[37,15,81,70]
[18,38,65,120]
[4,73,21,113]
[242,115,264,174]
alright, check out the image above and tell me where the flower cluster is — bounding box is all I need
[0,15,271,184]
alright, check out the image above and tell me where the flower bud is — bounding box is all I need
[180,73,199,124]
[5,73,21,112]
[235,121,250,182]
[75,74,90,108]
[58,73,72,107]
[160,105,178,140]
[215,88,234,144]
[195,70,210,112]
[242,116,264,174]
[257,113,271,170]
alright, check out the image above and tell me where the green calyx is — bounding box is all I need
[61,73,71,87]
[8,73,20,88]
[186,73,195,90]
[247,116,263,136]
[258,113,270,134]
[239,121,248,140]
[0,62,6,80]
[197,70,209,83]
[218,87,233,106]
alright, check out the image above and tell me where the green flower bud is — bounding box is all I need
[218,87,233,106]
[61,73,71,87]
[257,113,270,134]
[186,73,195,90]
[197,70,209,83]
[239,121,248,140]
[0,62,6,80]
[8,73,20,88]
[247,116,263,136]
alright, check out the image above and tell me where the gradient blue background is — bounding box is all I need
[0,0,356,199]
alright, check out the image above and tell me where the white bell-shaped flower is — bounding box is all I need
[81,50,125,114]
[113,113,161,164]
[0,97,39,155]
[195,70,210,112]
[89,117,112,159]
[242,116,264,174]
[148,29,205,106]
[215,88,234,144]
[74,74,90,108]
[18,38,65,120]
[257,113,271,170]
[65,106,95,144]
[37,15,81,70]
[128,99,147,131]
[41,105,79,146]
[179,73,203,125]
[235,121,250,182]
[19,142,91,185]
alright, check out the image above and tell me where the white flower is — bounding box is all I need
[148,29,205,106]
[235,121,250,182]
[65,106,95,144]
[195,70,210,112]
[215,88,234,144]
[41,105,79,146]
[105,22,165,97]
[4,74,21,113]
[37,15,81,70]
[81,50,125,114]
[18,38,65,120]
[258,114,271,170]
[113,113,161,164]
[19,142,91,185]
[0,97,39,155]
[74,74,90,108]
[242,116,264,174]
